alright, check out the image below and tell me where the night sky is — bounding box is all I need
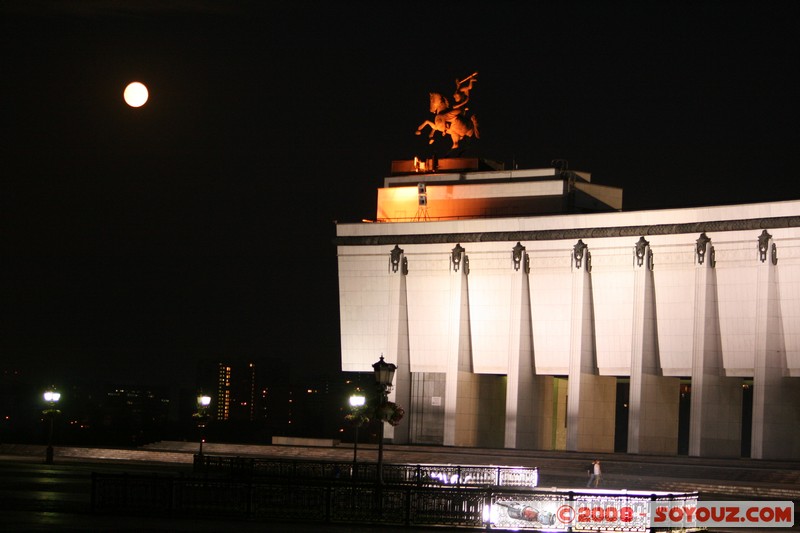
[2,1,799,389]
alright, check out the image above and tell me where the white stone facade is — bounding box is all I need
[336,174,800,459]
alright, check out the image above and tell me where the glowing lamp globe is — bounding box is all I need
[44,390,61,403]
[123,82,149,108]
[349,394,366,408]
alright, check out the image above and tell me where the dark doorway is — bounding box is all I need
[741,379,753,457]
[614,380,629,452]
[678,380,691,455]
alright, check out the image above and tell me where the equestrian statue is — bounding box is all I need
[416,72,480,150]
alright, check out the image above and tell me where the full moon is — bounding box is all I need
[123,82,149,108]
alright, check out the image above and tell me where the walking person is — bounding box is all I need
[592,460,602,488]
[586,460,597,487]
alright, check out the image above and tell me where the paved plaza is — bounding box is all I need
[1,441,798,531]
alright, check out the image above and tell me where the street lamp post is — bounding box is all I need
[195,394,211,458]
[349,393,366,477]
[372,355,396,485]
[43,388,61,465]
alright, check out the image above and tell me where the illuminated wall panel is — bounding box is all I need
[652,245,696,375]
[590,245,635,375]
[406,250,452,373]
[777,239,800,375]
[377,180,566,221]
[338,248,391,372]
[715,239,759,376]
[466,250,513,374]
[528,250,572,375]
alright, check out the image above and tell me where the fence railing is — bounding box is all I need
[91,472,699,531]
[193,454,539,488]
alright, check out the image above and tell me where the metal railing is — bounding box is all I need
[193,454,539,488]
[91,472,699,531]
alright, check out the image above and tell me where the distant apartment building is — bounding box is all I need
[199,360,257,422]
[196,358,360,439]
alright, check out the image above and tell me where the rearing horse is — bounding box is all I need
[416,92,479,149]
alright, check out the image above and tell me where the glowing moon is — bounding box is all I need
[123,82,149,107]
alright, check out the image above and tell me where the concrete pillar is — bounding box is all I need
[505,245,542,449]
[689,234,742,457]
[386,246,410,443]
[444,245,471,446]
[751,231,800,459]
[628,238,680,454]
[567,240,615,452]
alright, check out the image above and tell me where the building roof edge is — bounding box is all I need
[333,215,800,246]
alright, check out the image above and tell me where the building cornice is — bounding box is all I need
[333,215,800,246]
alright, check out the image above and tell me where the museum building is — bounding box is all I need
[335,159,800,459]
